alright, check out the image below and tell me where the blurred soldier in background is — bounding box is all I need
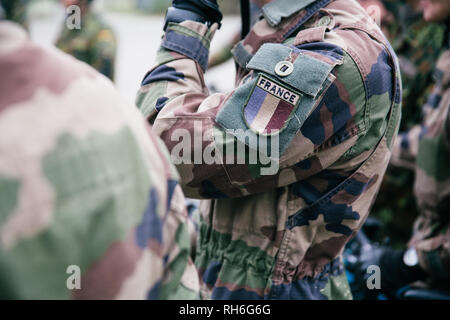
[137,0,401,300]
[384,0,445,128]
[360,0,447,247]
[56,0,117,81]
[356,0,450,293]
[0,0,28,29]
[0,19,199,299]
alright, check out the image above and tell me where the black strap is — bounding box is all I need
[240,0,250,40]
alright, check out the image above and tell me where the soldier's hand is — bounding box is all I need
[172,0,223,25]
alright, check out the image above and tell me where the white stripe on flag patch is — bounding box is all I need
[251,93,279,132]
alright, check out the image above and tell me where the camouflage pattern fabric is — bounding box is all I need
[0,0,28,29]
[56,9,116,81]
[366,1,446,247]
[136,0,402,300]
[391,36,450,287]
[0,21,199,299]
[381,1,445,130]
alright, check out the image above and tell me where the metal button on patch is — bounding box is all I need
[317,16,331,27]
[275,61,294,77]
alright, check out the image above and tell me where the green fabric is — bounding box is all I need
[168,282,200,300]
[55,11,116,80]
[417,134,450,182]
[136,81,167,118]
[216,43,337,156]
[156,47,180,65]
[167,23,212,48]
[0,128,151,299]
[0,176,20,225]
[160,222,191,299]
[246,43,337,97]
[349,92,391,156]
[196,223,275,283]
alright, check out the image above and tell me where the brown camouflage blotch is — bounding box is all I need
[72,231,143,300]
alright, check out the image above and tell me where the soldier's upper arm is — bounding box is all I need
[136,21,383,198]
[150,47,369,198]
[207,43,371,197]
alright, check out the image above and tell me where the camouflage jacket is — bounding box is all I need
[0,21,199,299]
[365,0,446,250]
[391,37,450,285]
[386,2,446,131]
[56,10,116,81]
[0,0,28,29]
[137,0,401,300]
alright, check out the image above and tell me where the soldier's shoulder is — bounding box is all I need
[291,1,399,155]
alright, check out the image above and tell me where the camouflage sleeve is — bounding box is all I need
[408,82,450,281]
[90,28,116,81]
[0,24,198,299]
[390,123,426,170]
[136,21,390,199]
[144,135,200,300]
[391,49,450,170]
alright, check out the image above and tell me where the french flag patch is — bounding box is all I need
[243,75,302,135]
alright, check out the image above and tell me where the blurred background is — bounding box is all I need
[23,0,241,103]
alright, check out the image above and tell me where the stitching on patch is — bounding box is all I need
[242,74,304,136]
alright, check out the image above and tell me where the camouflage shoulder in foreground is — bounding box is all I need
[136,0,401,299]
[0,21,198,299]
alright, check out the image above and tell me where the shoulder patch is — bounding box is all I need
[217,43,343,155]
[244,75,302,135]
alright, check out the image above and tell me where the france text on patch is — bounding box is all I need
[243,75,302,135]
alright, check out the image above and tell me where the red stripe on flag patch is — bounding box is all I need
[265,99,294,133]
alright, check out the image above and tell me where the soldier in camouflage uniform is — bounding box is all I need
[56,0,116,81]
[356,0,450,293]
[0,0,28,30]
[0,20,199,299]
[360,0,447,247]
[136,0,402,299]
[384,0,446,130]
